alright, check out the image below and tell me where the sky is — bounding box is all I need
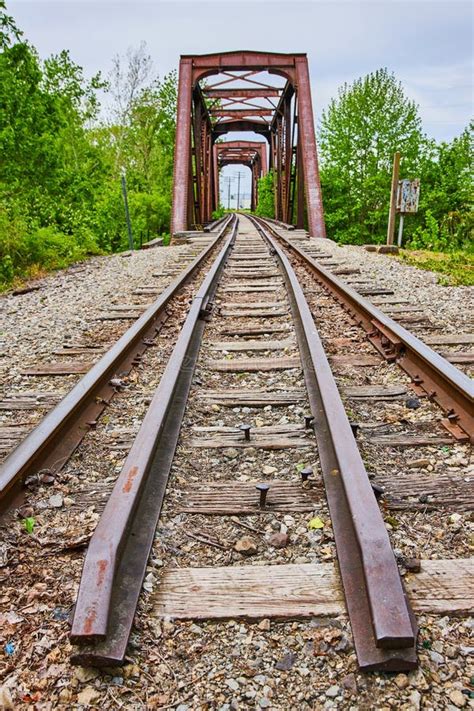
[8,0,473,204]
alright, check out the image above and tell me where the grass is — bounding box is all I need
[395,249,474,286]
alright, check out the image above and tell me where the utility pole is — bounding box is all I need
[121,169,134,251]
[222,176,235,209]
[233,171,247,210]
[386,152,400,245]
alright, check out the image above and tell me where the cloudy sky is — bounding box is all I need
[8,0,473,204]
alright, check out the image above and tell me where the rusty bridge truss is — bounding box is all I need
[170,51,326,237]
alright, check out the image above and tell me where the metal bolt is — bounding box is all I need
[371,483,384,500]
[240,424,251,441]
[300,467,313,483]
[350,422,359,438]
[304,414,314,429]
[255,483,270,509]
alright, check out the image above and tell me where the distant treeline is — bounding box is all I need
[1,1,472,288]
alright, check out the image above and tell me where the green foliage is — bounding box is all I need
[211,206,226,220]
[409,124,473,250]
[319,69,473,252]
[22,517,36,534]
[0,4,177,286]
[319,68,424,244]
[396,250,474,286]
[255,171,275,218]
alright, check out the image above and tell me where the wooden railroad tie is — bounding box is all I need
[153,559,473,621]
[208,357,301,372]
[0,391,62,410]
[219,325,292,337]
[209,339,295,352]
[179,480,321,515]
[220,309,288,318]
[374,471,474,512]
[20,362,92,376]
[220,286,281,293]
[188,423,311,450]
[423,334,474,346]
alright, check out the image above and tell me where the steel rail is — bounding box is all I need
[0,214,234,511]
[254,217,474,443]
[249,215,417,671]
[204,214,229,232]
[69,218,238,666]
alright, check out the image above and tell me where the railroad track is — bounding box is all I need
[0,215,472,680]
[0,215,234,508]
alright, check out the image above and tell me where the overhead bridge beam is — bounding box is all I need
[204,88,281,98]
[212,109,274,118]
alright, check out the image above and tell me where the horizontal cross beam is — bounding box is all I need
[212,109,273,118]
[204,88,281,98]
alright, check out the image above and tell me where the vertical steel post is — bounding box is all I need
[295,57,326,238]
[171,58,193,235]
[283,93,292,223]
[261,143,268,175]
[296,138,305,229]
[251,163,257,212]
[212,140,219,216]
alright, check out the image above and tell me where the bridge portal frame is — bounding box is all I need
[214,140,267,212]
[171,51,326,237]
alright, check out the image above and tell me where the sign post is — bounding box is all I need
[386,152,401,245]
[121,170,134,252]
[396,178,420,247]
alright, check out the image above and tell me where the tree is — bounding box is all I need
[255,171,275,218]
[0,7,178,284]
[100,44,178,245]
[319,68,425,244]
[410,124,473,250]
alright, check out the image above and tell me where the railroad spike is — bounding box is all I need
[300,466,313,483]
[371,483,385,500]
[255,482,270,509]
[350,422,359,437]
[304,414,314,429]
[239,423,251,441]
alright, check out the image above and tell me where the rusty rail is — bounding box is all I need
[0,214,234,510]
[250,215,416,671]
[69,218,238,666]
[255,217,474,443]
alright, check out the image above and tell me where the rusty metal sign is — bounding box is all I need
[397,179,420,214]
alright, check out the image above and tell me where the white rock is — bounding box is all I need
[77,687,101,705]
[0,687,14,710]
[448,690,466,708]
[409,690,421,709]
[48,494,63,508]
